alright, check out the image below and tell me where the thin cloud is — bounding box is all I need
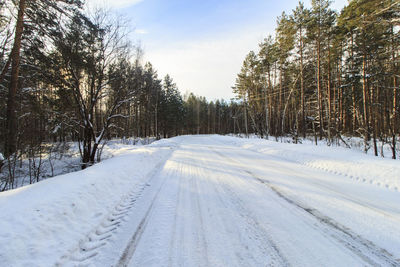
[134,29,148,35]
[144,27,268,101]
[85,0,144,9]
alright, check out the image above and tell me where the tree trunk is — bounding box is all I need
[362,52,370,153]
[391,25,397,159]
[350,34,357,135]
[90,143,99,163]
[300,26,306,139]
[82,126,92,169]
[327,39,332,144]
[5,0,27,157]
[279,64,283,136]
[316,26,323,140]
[244,97,248,137]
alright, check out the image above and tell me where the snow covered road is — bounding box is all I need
[84,136,400,266]
[1,135,400,266]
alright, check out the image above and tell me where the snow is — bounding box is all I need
[222,135,400,192]
[52,125,61,134]
[0,141,176,266]
[0,135,399,266]
[0,138,156,190]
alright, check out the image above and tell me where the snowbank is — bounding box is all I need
[214,135,400,192]
[0,139,177,266]
[0,137,157,191]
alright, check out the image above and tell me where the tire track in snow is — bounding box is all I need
[298,173,400,221]
[168,152,210,267]
[221,140,399,193]
[167,155,199,266]
[191,166,210,266]
[57,149,174,266]
[210,147,400,267]
[199,147,290,266]
[117,162,174,267]
[167,159,184,267]
[210,170,290,267]
[215,142,400,221]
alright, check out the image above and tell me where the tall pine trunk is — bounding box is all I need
[362,52,370,153]
[300,27,306,139]
[391,25,397,159]
[316,33,323,140]
[5,0,26,157]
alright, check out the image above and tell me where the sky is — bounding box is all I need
[87,0,348,101]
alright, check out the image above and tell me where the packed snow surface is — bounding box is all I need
[0,135,399,266]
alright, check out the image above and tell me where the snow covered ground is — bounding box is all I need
[227,135,400,192]
[0,135,399,266]
[0,137,156,191]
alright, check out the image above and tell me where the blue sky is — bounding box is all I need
[88,0,348,101]
[126,0,285,45]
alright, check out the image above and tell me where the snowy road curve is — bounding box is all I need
[68,136,400,266]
